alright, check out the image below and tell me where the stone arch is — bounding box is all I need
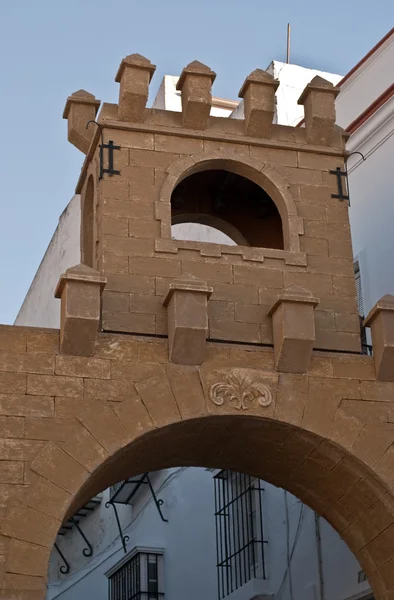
[6,364,392,600]
[159,151,303,252]
[81,174,95,267]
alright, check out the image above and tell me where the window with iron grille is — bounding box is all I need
[214,470,267,599]
[108,550,164,600]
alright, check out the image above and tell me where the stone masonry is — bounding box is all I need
[0,54,394,599]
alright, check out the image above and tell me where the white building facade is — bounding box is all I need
[15,32,394,600]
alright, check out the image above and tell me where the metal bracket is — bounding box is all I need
[110,473,168,523]
[86,120,121,179]
[70,517,93,557]
[330,152,366,207]
[330,166,349,202]
[146,473,168,523]
[105,500,130,554]
[54,543,70,575]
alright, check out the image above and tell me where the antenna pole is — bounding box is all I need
[286,23,291,64]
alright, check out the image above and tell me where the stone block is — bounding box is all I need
[364,295,394,381]
[62,90,100,154]
[298,76,341,146]
[163,278,213,365]
[176,60,216,130]
[115,54,156,122]
[55,264,106,357]
[239,69,279,137]
[268,285,319,373]
[6,540,50,577]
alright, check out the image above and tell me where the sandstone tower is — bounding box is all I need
[0,54,394,600]
[63,54,361,366]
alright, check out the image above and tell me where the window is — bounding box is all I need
[107,549,164,600]
[171,169,283,249]
[214,470,267,599]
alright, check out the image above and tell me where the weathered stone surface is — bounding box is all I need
[55,264,106,357]
[63,90,100,154]
[268,285,319,373]
[115,54,156,122]
[176,61,216,130]
[163,278,213,365]
[364,295,394,381]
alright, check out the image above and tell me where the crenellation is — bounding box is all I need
[115,54,156,122]
[239,69,279,138]
[176,61,216,130]
[62,90,100,154]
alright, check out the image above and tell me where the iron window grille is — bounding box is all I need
[108,550,164,600]
[214,470,267,599]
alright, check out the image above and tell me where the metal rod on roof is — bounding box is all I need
[286,23,291,64]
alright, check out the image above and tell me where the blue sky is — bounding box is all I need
[0,0,392,324]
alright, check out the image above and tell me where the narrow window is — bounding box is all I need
[214,470,267,599]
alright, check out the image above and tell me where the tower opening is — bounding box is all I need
[170,169,283,249]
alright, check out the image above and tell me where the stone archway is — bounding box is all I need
[1,327,393,600]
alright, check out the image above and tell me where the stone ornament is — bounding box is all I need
[209,371,272,410]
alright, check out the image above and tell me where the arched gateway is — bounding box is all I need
[1,55,394,600]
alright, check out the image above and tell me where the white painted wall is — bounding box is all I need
[47,469,368,600]
[47,469,218,600]
[345,95,394,316]
[14,194,81,328]
[335,33,394,129]
[229,62,342,126]
[267,61,342,126]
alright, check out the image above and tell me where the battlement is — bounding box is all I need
[61,54,360,363]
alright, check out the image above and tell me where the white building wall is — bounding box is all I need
[15,194,81,328]
[47,468,368,600]
[346,96,394,316]
[47,469,218,600]
[267,61,342,126]
[335,33,394,129]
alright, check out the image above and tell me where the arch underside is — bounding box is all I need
[65,413,393,599]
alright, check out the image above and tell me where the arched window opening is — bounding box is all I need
[171,222,238,245]
[81,175,94,267]
[171,169,283,249]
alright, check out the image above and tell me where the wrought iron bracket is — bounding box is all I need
[330,166,349,202]
[70,517,93,557]
[54,542,70,575]
[330,152,366,206]
[86,120,121,179]
[109,473,168,523]
[105,501,130,554]
[146,473,168,523]
[344,151,366,207]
